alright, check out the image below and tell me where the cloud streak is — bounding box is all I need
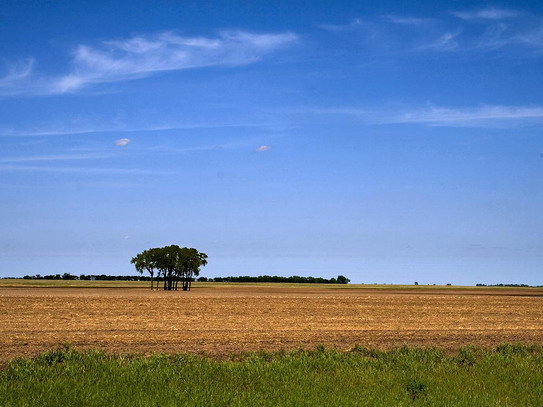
[0,153,113,163]
[0,120,272,138]
[0,59,36,95]
[452,7,519,20]
[0,164,168,175]
[393,105,543,126]
[0,30,298,95]
[319,8,543,54]
[417,31,460,51]
[318,18,367,32]
[308,105,543,127]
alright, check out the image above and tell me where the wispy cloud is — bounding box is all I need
[392,105,543,126]
[0,59,36,95]
[450,7,543,52]
[255,145,271,152]
[319,9,543,55]
[318,18,366,32]
[0,120,271,137]
[417,31,460,51]
[0,164,167,175]
[0,30,298,96]
[308,105,543,127]
[452,7,519,21]
[0,153,113,163]
[476,22,543,51]
[382,15,436,25]
[54,30,298,93]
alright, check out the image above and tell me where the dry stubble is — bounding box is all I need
[1,285,542,363]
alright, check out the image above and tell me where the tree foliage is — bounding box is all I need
[206,275,350,284]
[131,245,207,291]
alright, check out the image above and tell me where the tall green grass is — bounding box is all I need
[1,345,542,406]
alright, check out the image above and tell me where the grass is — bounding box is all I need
[1,345,542,406]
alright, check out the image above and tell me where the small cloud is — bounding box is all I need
[256,145,271,152]
[115,138,131,147]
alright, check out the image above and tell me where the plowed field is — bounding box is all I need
[1,285,542,363]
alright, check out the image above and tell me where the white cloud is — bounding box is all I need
[52,30,298,93]
[319,9,543,55]
[0,30,298,95]
[318,18,365,32]
[0,59,36,95]
[453,7,519,20]
[0,165,167,175]
[393,105,543,126]
[308,105,543,127]
[256,145,271,152]
[0,120,270,137]
[0,153,112,163]
[418,31,460,51]
[383,15,435,25]
[514,27,543,48]
[115,138,131,147]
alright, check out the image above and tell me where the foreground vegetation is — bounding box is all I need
[1,345,542,406]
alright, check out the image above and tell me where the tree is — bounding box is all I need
[131,248,161,290]
[131,245,207,291]
[178,247,208,291]
[336,275,350,284]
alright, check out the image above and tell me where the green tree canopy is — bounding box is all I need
[131,246,207,291]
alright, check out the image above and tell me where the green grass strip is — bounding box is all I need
[1,344,542,406]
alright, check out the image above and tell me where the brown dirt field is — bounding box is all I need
[1,285,542,364]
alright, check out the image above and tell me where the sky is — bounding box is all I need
[1,0,542,284]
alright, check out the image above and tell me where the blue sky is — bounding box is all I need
[1,0,542,284]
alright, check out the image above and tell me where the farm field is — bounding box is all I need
[1,282,542,365]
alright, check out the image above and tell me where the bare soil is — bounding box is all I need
[1,285,542,363]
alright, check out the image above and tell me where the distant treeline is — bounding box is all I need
[22,273,146,281]
[476,283,542,287]
[19,273,350,284]
[198,275,350,284]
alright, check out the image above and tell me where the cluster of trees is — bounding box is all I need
[198,275,350,284]
[131,245,208,291]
